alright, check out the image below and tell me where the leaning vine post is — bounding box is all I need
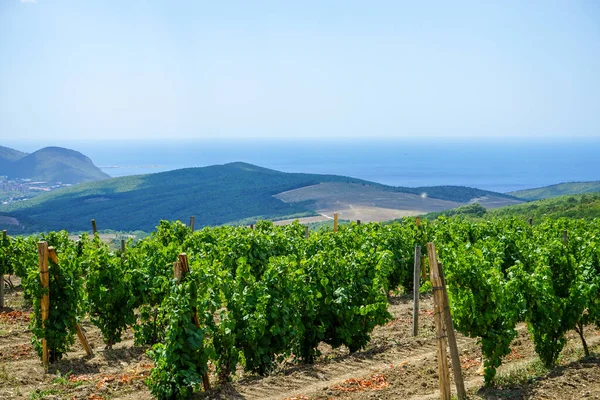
[176,253,210,391]
[427,242,451,400]
[37,241,50,367]
[91,219,98,235]
[438,261,467,400]
[47,247,92,356]
[189,216,195,233]
[0,230,6,309]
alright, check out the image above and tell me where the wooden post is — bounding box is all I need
[357,219,361,225]
[427,243,451,400]
[250,224,254,230]
[178,253,190,274]
[305,225,309,239]
[176,253,209,391]
[75,324,93,356]
[121,239,126,254]
[333,213,339,233]
[189,216,195,233]
[91,219,97,234]
[416,216,421,227]
[48,247,92,356]
[413,245,421,336]
[528,217,533,226]
[37,241,50,367]
[563,230,568,246]
[438,261,466,400]
[0,266,3,309]
[0,231,5,309]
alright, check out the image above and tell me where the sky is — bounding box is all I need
[1,0,599,142]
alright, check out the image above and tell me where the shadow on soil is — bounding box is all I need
[197,383,245,399]
[477,354,600,400]
[102,345,147,368]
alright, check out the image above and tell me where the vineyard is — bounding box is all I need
[0,217,600,399]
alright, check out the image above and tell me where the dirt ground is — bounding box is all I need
[1,276,599,400]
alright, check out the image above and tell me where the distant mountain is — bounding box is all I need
[0,146,109,183]
[0,146,27,171]
[0,162,520,233]
[0,146,27,161]
[509,181,600,201]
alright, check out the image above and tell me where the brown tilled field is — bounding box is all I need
[0,278,599,400]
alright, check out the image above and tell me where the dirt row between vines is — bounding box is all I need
[1,279,599,400]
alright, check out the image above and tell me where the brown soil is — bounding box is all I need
[1,277,599,400]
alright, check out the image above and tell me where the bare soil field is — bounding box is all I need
[274,183,524,224]
[1,278,599,400]
[275,182,461,215]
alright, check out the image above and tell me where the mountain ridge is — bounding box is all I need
[0,145,109,183]
[0,162,522,233]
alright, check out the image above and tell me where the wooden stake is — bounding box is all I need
[0,231,5,309]
[333,213,339,233]
[413,245,421,336]
[75,324,93,356]
[91,219,97,234]
[438,261,466,400]
[190,216,195,233]
[528,217,533,226]
[48,247,92,356]
[305,225,309,239]
[176,253,209,391]
[250,224,254,230]
[563,230,568,246]
[416,216,421,227]
[357,219,361,225]
[178,253,190,275]
[0,270,3,309]
[427,243,451,400]
[37,241,50,367]
[48,246,58,264]
[121,239,126,254]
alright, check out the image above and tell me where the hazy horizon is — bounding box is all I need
[3,138,599,193]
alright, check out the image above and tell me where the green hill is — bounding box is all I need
[0,146,27,162]
[0,145,27,171]
[424,193,600,222]
[0,146,109,183]
[509,181,600,201]
[489,193,600,221]
[0,162,518,233]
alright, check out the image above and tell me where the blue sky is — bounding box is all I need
[1,0,599,141]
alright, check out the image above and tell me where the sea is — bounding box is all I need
[5,138,600,193]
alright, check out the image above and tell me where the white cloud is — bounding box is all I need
[20,0,37,3]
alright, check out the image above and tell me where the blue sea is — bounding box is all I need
[5,138,600,193]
